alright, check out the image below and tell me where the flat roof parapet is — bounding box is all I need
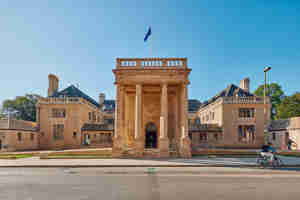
[116,57,187,68]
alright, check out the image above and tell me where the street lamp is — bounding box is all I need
[264,66,271,144]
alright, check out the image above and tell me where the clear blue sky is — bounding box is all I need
[0,0,299,105]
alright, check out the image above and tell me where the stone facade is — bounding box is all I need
[112,58,192,158]
[0,118,39,151]
[268,117,300,150]
[193,78,271,149]
[36,74,114,150]
[1,58,272,155]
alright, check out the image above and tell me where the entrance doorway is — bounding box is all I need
[145,122,157,148]
[0,140,2,150]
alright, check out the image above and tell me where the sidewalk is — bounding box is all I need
[1,156,300,168]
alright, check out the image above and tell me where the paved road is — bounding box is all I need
[1,155,300,167]
[1,167,300,200]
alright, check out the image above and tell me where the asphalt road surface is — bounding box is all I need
[1,167,300,200]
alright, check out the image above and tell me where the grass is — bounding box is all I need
[40,154,112,159]
[0,154,34,159]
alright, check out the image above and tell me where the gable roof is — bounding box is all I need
[51,85,100,108]
[188,99,201,112]
[200,84,254,109]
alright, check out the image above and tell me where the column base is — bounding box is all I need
[112,136,124,158]
[179,136,192,158]
[159,137,170,158]
[133,138,144,158]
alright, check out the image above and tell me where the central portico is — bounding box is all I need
[112,58,192,158]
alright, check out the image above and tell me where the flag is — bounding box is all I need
[144,27,151,42]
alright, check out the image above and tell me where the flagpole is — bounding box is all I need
[150,34,152,58]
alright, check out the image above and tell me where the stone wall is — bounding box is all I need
[0,130,39,152]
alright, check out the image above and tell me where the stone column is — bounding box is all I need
[179,83,192,158]
[112,84,124,157]
[159,83,169,157]
[134,84,144,157]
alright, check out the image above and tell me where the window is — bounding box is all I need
[188,132,192,140]
[195,117,201,124]
[52,109,66,118]
[53,124,64,140]
[212,112,215,120]
[73,132,77,139]
[199,133,208,142]
[30,133,34,141]
[239,108,255,118]
[92,112,96,121]
[97,116,100,123]
[17,132,22,142]
[272,132,276,140]
[41,132,44,137]
[88,112,91,120]
[104,118,114,124]
[238,125,255,143]
[214,133,218,140]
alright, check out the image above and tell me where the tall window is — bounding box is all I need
[52,109,66,118]
[239,108,255,118]
[30,133,34,141]
[195,117,201,124]
[199,133,208,142]
[17,132,22,142]
[53,124,64,140]
[272,132,276,140]
[238,125,255,143]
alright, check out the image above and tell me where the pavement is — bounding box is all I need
[1,155,300,168]
[1,167,300,200]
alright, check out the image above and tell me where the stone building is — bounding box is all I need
[36,74,114,150]
[0,118,39,151]
[268,117,300,150]
[112,58,192,158]
[1,57,272,155]
[190,78,271,149]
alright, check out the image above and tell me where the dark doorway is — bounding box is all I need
[0,140,2,150]
[145,122,157,149]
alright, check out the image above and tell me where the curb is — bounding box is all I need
[1,164,300,168]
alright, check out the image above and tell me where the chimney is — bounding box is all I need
[240,78,250,93]
[48,74,59,97]
[99,93,105,105]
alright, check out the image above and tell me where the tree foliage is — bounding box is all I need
[1,94,40,122]
[254,83,285,119]
[276,93,300,119]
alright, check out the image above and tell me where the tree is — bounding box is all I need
[276,92,300,119]
[254,83,285,119]
[1,94,40,122]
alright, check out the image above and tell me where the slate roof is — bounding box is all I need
[268,119,290,131]
[81,123,114,131]
[200,84,254,109]
[188,99,202,113]
[51,85,100,108]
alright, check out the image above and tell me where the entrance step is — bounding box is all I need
[143,149,161,158]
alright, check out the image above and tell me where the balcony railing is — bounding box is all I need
[116,58,187,68]
[222,96,269,104]
[38,97,99,109]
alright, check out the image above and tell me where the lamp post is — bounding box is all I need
[264,66,271,144]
